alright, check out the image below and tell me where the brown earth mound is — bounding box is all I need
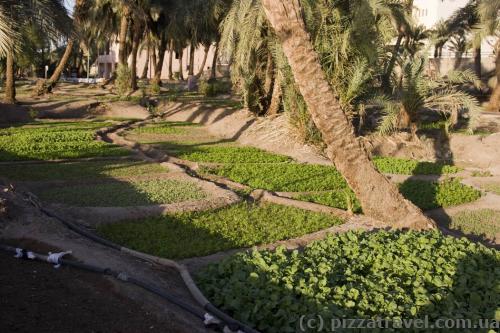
[0,103,32,124]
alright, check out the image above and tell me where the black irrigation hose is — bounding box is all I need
[0,243,206,321]
[27,195,260,333]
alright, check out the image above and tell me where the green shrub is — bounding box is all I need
[97,203,343,259]
[450,209,500,241]
[36,179,205,207]
[398,179,482,210]
[151,82,161,95]
[372,156,460,175]
[116,64,132,96]
[198,80,232,97]
[197,231,500,333]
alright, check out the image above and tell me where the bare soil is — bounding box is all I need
[0,103,32,124]
[0,239,191,333]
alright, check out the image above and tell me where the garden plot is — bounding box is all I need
[97,202,344,259]
[449,209,500,242]
[122,121,482,213]
[197,231,499,333]
[0,121,129,161]
[34,178,206,207]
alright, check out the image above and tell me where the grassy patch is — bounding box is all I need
[481,183,500,195]
[129,122,198,135]
[166,145,291,163]
[203,164,346,192]
[0,121,129,161]
[97,203,343,259]
[197,231,500,332]
[0,161,166,181]
[471,170,493,177]
[450,209,500,241]
[372,156,460,175]
[36,179,205,206]
[398,179,481,210]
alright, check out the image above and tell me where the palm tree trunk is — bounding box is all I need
[453,52,463,69]
[4,51,15,104]
[151,47,157,76]
[473,46,481,78]
[382,34,403,93]
[188,44,195,76]
[118,6,130,66]
[54,40,74,82]
[141,46,149,79]
[488,46,500,112]
[168,48,174,80]
[35,38,75,95]
[210,41,219,80]
[196,44,210,78]
[130,22,141,91]
[178,50,184,81]
[153,39,167,86]
[261,0,434,229]
[267,73,281,115]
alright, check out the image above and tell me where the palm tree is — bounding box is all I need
[0,0,70,103]
[36,0,86,95]
[377,57,482,137]
[261,0,434,229]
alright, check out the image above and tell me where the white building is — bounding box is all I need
[413,0,496,76]
[95,43,220,80]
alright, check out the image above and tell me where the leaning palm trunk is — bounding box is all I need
[4,51,15,104]
[261,0,434,229]
[35,36,75,95]
[267,73,281,115]
[196,45,210,78]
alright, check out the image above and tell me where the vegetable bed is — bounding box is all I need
[36,179,205,206]
[197,231,500,333]
[300,179,481,211]
[97,203,343,259]
[170,146,291,163]
[0,161,166,181]
[398,179,481,210]
[0,121,129,161]
[203,164,347,192]
[449,209,500,241]
[372,156,460,175]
